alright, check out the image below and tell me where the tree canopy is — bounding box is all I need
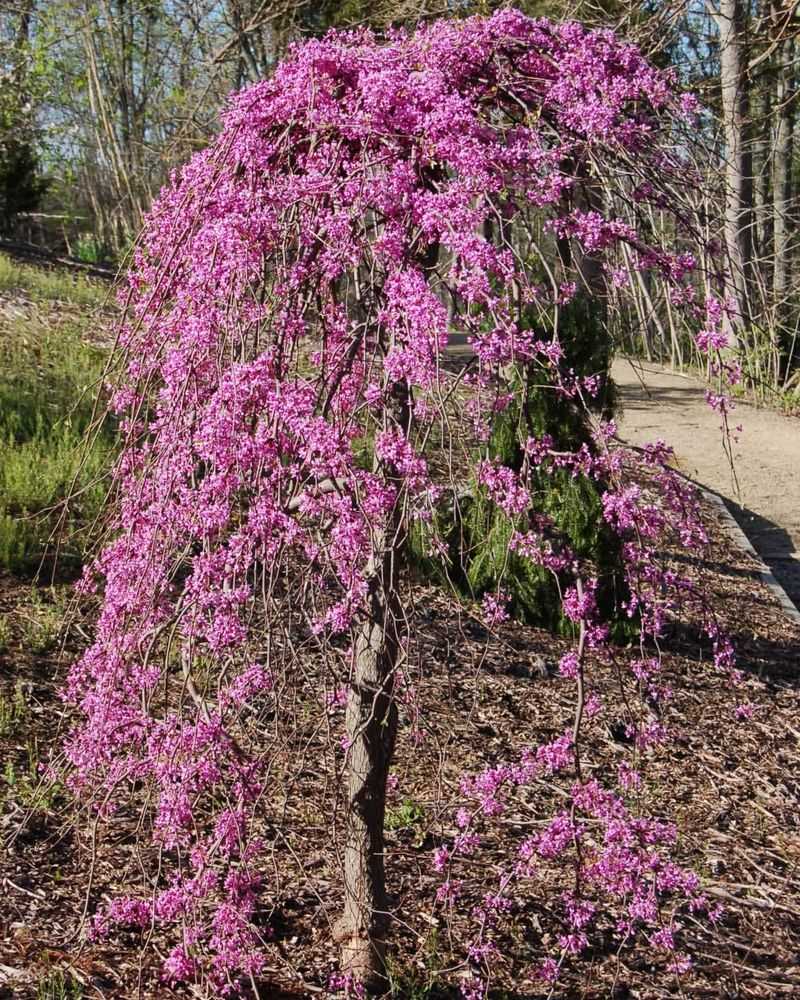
[67,10,740,996]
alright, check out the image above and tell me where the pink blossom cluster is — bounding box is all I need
[439,762,716,995]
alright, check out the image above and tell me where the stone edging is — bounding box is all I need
[700,488,800,626]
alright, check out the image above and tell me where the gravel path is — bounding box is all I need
[613,358,800,606]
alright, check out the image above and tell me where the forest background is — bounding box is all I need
[1,0,799,398]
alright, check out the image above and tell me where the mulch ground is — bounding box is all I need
[1,494,799,1000]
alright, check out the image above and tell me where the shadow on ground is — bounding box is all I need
[697,481,800,610]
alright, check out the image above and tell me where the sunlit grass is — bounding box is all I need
[0,257,115,575]
[0,251,108,307]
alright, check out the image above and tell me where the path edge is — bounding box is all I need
[700,488,800,626]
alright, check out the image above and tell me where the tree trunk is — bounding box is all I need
[752,76,771,272]
[772,35,793,316]
[713,0,751,344]
[337,385,408,990]
[337,559,400,988]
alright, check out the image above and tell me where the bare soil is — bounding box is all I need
[613,359,800,606]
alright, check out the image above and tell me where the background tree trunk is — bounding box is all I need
[772,35,794,317]
[712,0,751,344]
[752,74,771,272]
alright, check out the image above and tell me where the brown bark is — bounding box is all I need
[337,385,407,990]
[556,156,607,304]
[337,566,400,988]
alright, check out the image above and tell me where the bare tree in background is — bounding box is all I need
[711,0,751,344]
[607,0,799,391]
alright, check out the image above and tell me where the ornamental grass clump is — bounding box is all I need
[66,10,739,996]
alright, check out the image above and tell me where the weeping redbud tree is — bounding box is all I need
[67,10,738,996]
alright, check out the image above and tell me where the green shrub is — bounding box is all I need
[385,797,426,833]
[73,232,109,265]
[0,613,10,653]
[3,736,63,811]
[19,588,66,653]
[410,298,630,635]
[0,678,26,736]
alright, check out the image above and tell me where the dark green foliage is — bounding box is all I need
[410,298,629,636]
[0,70,48,233]
[0,134,48,231]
